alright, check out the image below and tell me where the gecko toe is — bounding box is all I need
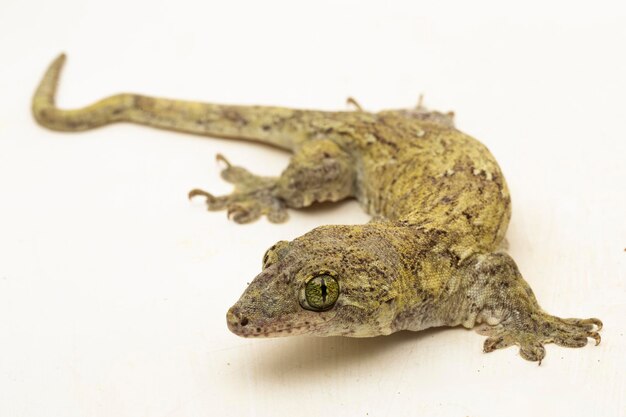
[483,335,512,352]
[519,341,546,363]
[578,318,603,331]
[591,332,601,345]
[215,153,264,185]
[267,205,289,223]
[553,335,589,348]
[188,188,214,200]
[188,188,232,211]
[227,203,260,224]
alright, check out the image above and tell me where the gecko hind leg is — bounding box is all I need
[189,154,288,224]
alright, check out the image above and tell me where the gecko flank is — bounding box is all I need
[33,54,602,363]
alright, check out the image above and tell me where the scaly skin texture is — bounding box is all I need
[33,54,602,363]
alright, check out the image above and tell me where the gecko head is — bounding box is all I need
[226,224,404,338]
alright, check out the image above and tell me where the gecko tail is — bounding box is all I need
[31,53,311,150]
[32,53,135,131]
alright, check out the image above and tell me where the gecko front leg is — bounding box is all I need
[189,154,287,223]
[460,252,602,363]
[189,139,356,223]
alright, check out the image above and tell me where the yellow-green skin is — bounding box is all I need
[33,54,602,363]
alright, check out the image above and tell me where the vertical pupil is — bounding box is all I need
[321,278,327,303]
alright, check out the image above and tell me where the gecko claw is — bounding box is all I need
[416,94,425,110]
[188,188,214,201]
[188,188,230,211]
[215,153,232,168]
[227,204,255,223]
[346,97,364,112]
[591,332,601,346]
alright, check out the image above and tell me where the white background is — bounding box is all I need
[1,1,625,416]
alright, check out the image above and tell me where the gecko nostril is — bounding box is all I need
[240,317,249,326]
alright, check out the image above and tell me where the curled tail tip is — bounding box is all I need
[34,53,65,99]
[33,53,131,132]
[32,52,68,128]
[46,52,67,78]
[53,52,67,67]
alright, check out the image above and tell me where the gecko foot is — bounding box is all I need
[188,154,288,224]
[478,313,602,364]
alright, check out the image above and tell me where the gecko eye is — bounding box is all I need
[303,274,339,311]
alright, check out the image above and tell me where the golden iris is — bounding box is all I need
[305,275,339,310]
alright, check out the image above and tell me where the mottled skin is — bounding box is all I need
[33,54,602,363]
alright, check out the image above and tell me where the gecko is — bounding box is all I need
[32,54,602,363]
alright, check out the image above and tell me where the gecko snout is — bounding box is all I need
[226,306,249,333]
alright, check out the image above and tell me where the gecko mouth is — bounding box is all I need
[226,306,333,337]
